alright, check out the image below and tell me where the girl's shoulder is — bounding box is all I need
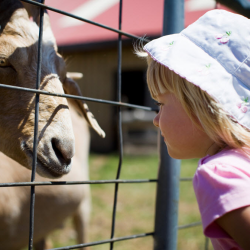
[194,147,250,242]
[194,147,250,199]
[200,147,250,168]
[194,147,250,198]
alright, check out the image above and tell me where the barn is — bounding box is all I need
[46,0,231,153]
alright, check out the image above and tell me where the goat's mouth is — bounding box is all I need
[23,143,71,179]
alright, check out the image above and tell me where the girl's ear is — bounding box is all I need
[63,76,105,138]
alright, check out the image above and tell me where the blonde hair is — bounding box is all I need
[145,54,250,151]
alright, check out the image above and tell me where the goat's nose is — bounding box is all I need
[51,138,75,166]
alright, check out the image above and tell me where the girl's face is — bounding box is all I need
[154,92,218,159]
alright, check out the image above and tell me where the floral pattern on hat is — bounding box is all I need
[197,63,212,76]
[161,41,175,51]
[215,31,232,44]
[237,96,249,113]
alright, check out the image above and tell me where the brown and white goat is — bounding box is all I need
[0,91,92,250]
[0,0,104,178]
[0,1,105,249]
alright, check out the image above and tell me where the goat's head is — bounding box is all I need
[0,0,104,178]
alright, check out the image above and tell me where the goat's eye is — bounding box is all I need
[0,58,10,67]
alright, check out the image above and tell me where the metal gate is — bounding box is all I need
[0,0,211,249]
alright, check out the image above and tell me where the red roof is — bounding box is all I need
[46,0,232,46]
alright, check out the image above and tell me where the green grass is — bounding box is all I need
[23,154,213,250]
[87,154,158,250]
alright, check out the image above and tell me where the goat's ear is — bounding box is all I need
[66,72,83,80]
[63,76,105,138]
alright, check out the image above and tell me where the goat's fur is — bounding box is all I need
[0,1,106,249]
[0,0,104,178]
[0,97,91,249]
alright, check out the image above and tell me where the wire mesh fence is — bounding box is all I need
[0,0,212,249]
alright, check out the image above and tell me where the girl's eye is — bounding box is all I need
[155,102,162,113]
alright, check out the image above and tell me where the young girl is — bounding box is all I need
[140,9,250,250]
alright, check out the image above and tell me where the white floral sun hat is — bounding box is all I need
[144,9,250,130]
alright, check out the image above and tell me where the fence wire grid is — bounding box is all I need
[0,0,210,249]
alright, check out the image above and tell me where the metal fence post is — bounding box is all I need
[154,0,184,250]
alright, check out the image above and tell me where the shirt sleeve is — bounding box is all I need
[193,162,250,238]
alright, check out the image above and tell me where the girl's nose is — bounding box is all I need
[153,113,160,128]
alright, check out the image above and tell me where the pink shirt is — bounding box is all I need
[193,148,250,250]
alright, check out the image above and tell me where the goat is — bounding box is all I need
[0,87,92,249]
[0,1,106,249]
[0,0,104,178]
